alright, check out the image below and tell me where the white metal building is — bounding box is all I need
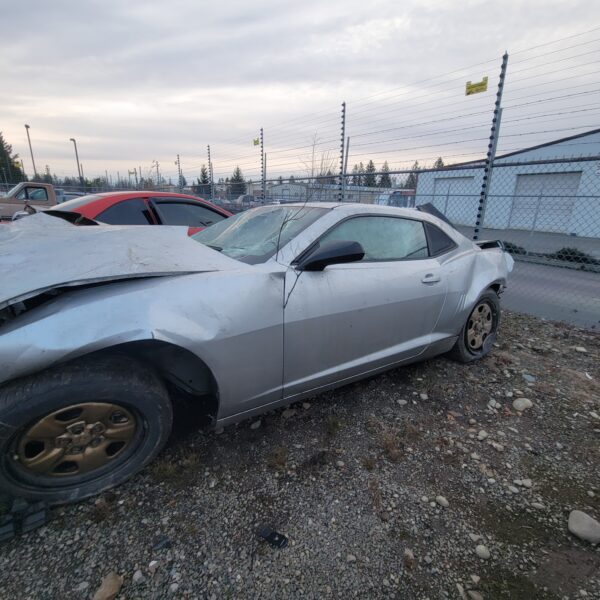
[415,129,600,237]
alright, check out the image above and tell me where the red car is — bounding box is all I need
[53,191,231,235]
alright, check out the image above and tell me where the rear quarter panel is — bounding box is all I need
[435,245,511,336]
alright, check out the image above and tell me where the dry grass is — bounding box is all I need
[367,417,405,462]
[267,446,288,470]
[149,449,201,489]
[325,415,342,437]
[368,477,382,514]
[89,491,117,523]
[361,456,377,471]
[379,428,403,462]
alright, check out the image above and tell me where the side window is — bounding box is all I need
[153,200,225,227]
[320,216,429,261]
[96,198,153,225]
[15,187,49,201]
[28,188,49,201]
[424,222,456,256]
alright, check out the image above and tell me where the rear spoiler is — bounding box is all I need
[44,210,99,226]
[415,204,505,251]
[416,202,455,228]
[475,240,504,250]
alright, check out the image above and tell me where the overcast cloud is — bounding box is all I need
[1,0,599,181]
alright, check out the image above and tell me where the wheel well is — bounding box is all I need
[488,281,503,295]
[91,340,219,423]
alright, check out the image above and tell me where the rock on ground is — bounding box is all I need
[568,510,600,544]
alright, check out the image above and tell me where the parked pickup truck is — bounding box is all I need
[0,183,83,221]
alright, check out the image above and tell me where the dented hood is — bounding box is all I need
[0,213,241,310]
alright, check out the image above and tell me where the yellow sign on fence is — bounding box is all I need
[465,76,488,96]
[253,138,260,146]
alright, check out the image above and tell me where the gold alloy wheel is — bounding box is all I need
[467,302,493,351]
[15,403,137,477]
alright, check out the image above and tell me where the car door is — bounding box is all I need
[150,198,227,233]
[283,214,447,399]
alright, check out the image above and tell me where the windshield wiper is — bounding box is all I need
[206,244,223,252]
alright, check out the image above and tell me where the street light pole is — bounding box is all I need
[69,138,83,187]
[24,124,37,178]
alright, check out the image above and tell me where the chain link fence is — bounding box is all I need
[410,156,600,329]
[3,31,599,327]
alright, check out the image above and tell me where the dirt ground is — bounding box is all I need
[1,311,599,599]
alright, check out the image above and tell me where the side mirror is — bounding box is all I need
[296,240,365,271]
[12,209,34,221]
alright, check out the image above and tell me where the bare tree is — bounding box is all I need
[299,132,338,201]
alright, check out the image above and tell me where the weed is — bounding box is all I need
[149,449,201,489]
[325,416,342,437]
[379,428,403,462]
[547,246,598,265]
[267,446,288,470]
[90,492,117,523]
[362,456,377,471]
[368,478,382,514]
[502,241,527,255]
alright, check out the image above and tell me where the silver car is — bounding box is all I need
[0,203,513,503]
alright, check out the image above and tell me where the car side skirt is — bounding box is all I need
[215,334,457,428]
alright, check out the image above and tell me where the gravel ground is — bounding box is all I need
[1,311,599,599]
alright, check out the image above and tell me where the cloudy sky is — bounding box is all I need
[2,0,599,183]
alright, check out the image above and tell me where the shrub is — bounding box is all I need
[547,246,598,265]
[502,241,526,255]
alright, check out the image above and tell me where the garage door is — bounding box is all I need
[432,177,477,225]
[509,172,581,233]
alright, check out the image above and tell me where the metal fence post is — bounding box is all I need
[176,154,183,191]
[260,127,265,202]
[342,136,350,202]
[207,145,214,199]
[339,102,346,202]
[473,52,508,240]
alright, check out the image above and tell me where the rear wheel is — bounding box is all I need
[0,356,172,505]
[448,290,500,363]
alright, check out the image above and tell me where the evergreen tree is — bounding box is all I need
[195,164,211,195]
[405,161,420,189]
[378,161,392,188]
[0,132,26,184]
[230,167,246,196]
[41,165,53,184]
[200,164,210,184]
[289,175,295,183]
[433,157,444,169]
[350,164,360,186]
[364,160,377,187]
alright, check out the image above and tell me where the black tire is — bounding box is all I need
[447,289,500,363]
[0,355,172,505]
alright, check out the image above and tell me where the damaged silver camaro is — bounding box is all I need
[0,203,513,503]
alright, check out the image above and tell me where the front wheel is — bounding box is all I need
[0,355,172,505]
[448,290,500,363]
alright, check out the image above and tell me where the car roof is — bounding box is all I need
[88,191,200,199]
[54,190,229,217]
[283,201,423,218]
[280,201,466,239]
